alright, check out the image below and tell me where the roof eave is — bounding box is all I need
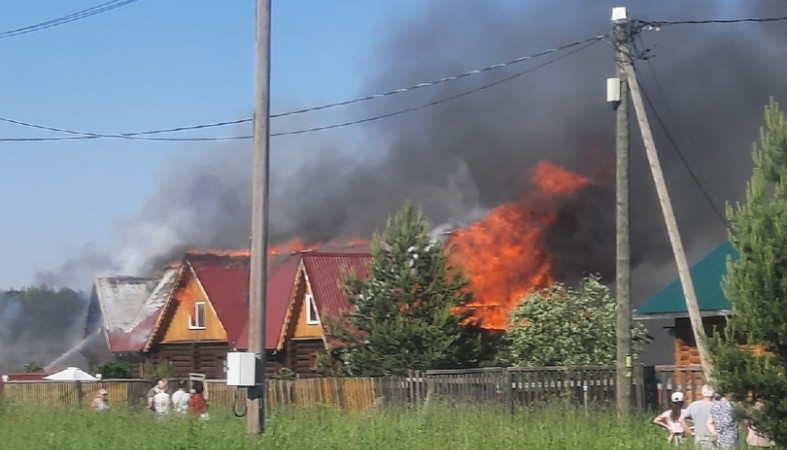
[633,309,732,321]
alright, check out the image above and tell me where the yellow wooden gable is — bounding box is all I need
[281,264,324,343]
[159,264,228,343]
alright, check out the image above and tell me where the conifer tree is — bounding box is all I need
[712,99,787,444]
[327,201,484,376]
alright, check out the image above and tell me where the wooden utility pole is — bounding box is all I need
[247,0,271,435]
[623,62,713,381]
[611,7,632,418]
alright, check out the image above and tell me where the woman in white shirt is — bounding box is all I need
[171,380,191,414]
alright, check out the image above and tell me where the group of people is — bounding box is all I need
[146,378,208,419]
[89,378,207,419]
[653,384,775,448]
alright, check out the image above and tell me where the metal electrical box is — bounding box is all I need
[226,352,256,386]
[607,78,621,103]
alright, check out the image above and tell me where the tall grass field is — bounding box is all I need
[0,401,762,449]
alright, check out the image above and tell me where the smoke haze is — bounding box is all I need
[29,0,787,363]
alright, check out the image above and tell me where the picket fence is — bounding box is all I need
[0,365,705,413]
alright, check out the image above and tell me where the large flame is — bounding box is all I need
[448,161,590,330]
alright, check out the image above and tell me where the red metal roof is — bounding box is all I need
[187,252,300,351]
[1,373,52,381]
[109,312,161,353]
[234,254,301,350]
[301,252,372,320]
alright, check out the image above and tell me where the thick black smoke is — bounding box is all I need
[34,0,787,363]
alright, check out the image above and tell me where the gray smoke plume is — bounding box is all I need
[34,0,787,363]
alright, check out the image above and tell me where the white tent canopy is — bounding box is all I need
[43,367,97,381]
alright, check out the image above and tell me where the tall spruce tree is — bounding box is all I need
[327,202,484,376]
[711,99,787,444]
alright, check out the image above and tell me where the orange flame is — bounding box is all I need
[186,249,250,258]
[448,161,591,330]
[268,238,314,256]
[344,237,368,248]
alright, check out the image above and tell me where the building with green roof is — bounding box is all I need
[634,241,736,366]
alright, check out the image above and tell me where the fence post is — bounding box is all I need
[423,372,433,413]
[582,379,588,406]
[505,369,514,416]
[632,364,644,412]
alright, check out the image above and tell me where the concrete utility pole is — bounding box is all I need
[248,0,271,435]
[610,7,632,418]
[623,59,713,381]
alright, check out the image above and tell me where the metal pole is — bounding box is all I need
[612,8,632,418]
[624,62,713,382]
[247,0,271,435]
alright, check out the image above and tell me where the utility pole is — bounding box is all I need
[610,7,632,418]
[247,0,271,435]
[623,56,713,381]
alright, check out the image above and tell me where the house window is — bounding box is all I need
[306,294,319,325]
[189,302,206,329]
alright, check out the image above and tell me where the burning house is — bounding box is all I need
[81,269,179,374]
[447,161,594,329]
[82,245,372,379]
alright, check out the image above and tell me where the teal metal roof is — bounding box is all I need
[634,241,736,318]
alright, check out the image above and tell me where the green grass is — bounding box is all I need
[0,401,731,449]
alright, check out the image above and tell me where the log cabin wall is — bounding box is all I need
[286,338,325,378]
[673,316,728,366]
[145,343,284,379]
[146,342,229,379]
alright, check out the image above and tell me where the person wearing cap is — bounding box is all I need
[686,384,716,448]
[654,391,691,446]
[90,388,109,412]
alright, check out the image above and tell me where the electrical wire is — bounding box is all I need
[0,0,139,39]
[633,64,729,228]
[638,36,715,193]
[641,15,787,27]
[271,38,603,138]
[0,35,605,142]
[268,34,607,119]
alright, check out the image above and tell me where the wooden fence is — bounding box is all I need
[0,365,705,413]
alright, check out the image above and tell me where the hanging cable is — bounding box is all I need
[638,15,787,28]
[232,387,247,417]
[0,0,140,39]
[0,36,604,142]
[633,64,729,228]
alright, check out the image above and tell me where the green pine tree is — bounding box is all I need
[326,201,484,376]
[711,98,787,444]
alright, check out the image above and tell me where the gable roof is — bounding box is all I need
[634,241,737,320]
[235,253,302,350]
[146,251,300,351]
[108,267,180,353]
[302,252,373,320]
[93,276,158,332]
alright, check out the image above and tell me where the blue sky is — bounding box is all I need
[0,0,431,288]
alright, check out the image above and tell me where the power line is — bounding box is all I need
[271,38,603,138]
[0,35,605,142]
[640,15,787,27]
[268,34,607,119]
[0,0,140,39]
[633,64,729,227]
[0,116,251,141]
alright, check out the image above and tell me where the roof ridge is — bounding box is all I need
[302,252,372,257]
